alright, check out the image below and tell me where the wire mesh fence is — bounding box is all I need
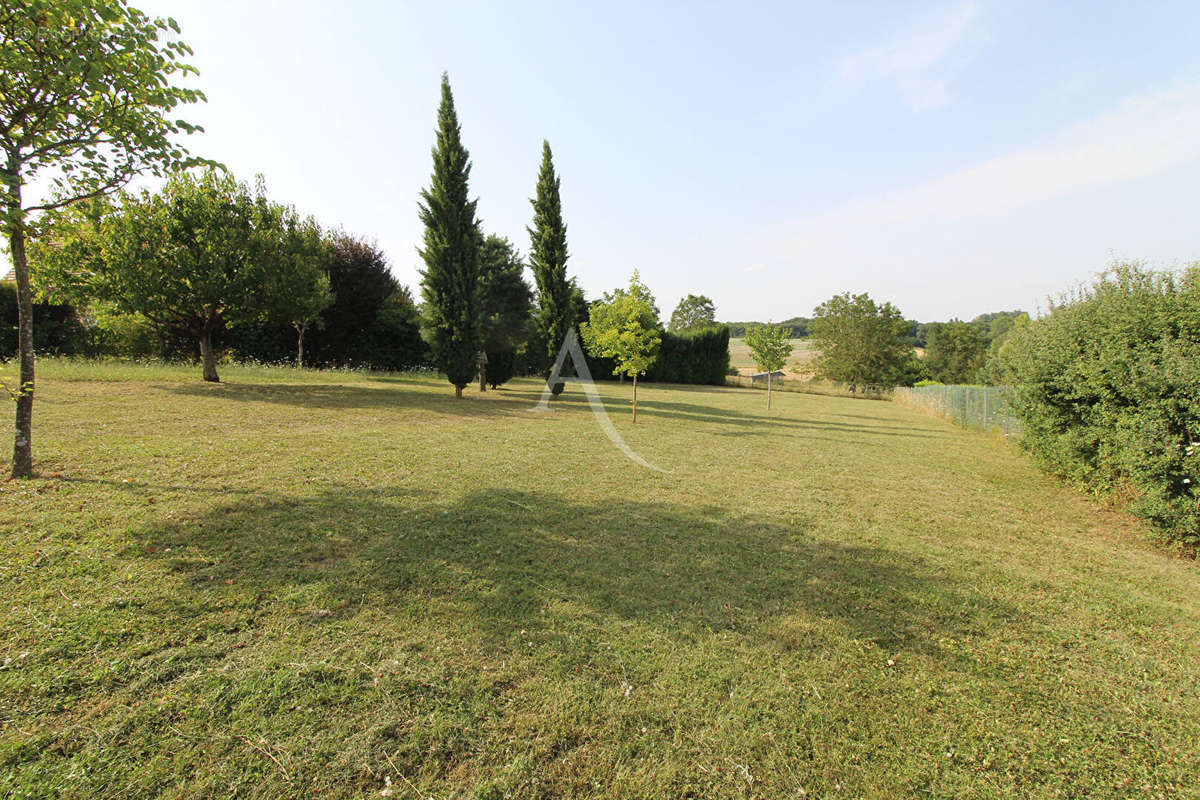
[892,384,1021,438]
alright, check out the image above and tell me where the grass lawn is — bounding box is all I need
[2,361,1198,798]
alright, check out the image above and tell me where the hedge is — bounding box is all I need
[584,324,730,386]
[999,263,1200,547]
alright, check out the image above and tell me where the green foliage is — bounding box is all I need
[669,294,716,332]
[484,349,517,389]
[924,320,986,384]
[810,292,912,387]
[478,234,532,387]
[418,75,481,395]
[0,281,86,355]
[580,271,662,380]
[999,263,1200,546]
[355,289,429,372]
[896,351,931,387]
[527,141,573,387]
[1,0,208,474]
[0,0,207,231]
[313,233,415,368]
[30,170,325,381]
[646,325,730,385]
[744,323,791,373]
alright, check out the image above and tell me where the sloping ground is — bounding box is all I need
[1,363,1197,799]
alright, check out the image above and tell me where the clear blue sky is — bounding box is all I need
[44,1,1200,320]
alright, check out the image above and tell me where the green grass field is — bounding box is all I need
[728,337,813,375]
[2,361,1198,798]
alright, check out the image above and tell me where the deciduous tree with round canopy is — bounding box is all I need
[32,170,328,383]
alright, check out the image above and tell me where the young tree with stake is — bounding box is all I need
[580,272,662,423]
[745,322,791,409]
[0,0,206,477]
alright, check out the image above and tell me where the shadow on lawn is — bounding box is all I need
[502,386,949,439]
[158,381,531,418]
[130,486,1010,658]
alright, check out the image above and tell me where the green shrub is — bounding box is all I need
[485,348,517,388]
[0,282,89,357]
[646,325,730,385]
[999,263,1200,546]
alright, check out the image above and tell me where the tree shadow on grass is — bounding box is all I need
[157,382,532,419]
[501,386,950,439]
[129,487,1012,660]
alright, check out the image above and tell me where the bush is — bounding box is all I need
[486,348,517,388]
[581,324,729,385]
[646,325,730,384]
[999,263,1200,546]
[0,282,88,357]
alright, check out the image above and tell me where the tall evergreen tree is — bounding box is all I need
[527,140,572,396]
[478,234,532,390]
[418,74,481,398]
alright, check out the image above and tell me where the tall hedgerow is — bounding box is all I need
[999,262,1200,547]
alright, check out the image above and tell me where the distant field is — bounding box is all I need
[729,336,814,376]
[2,360,1198,798]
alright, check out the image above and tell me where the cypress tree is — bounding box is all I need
[419,74,481,398]
[527,140,572,396]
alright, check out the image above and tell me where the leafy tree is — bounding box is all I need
[810,292,912,388]
[528,140,572,396]
[32,170,323,383]
[418,74,481,399]
[254,204,329,366]
[744,322,791,409]
[313,232,400,366]
[0,0,206,476]
[669,294,716,332]
[478,234,532,389]
[580,271,662,422]
[924,320,986,384]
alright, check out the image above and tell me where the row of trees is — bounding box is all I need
[416,76,577,399]
[413,76,728,403]
[29,172,430,381]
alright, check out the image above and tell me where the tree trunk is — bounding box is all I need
[632,373,638,423]
[295,323,306,367]
[455,385,463,399]
[199,329,219,382]
[7,188,34,478]
[478,353,486,392]
[767,372,772,410]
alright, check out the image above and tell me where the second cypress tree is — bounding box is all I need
[419,74,481,398]
[527,140,573,396]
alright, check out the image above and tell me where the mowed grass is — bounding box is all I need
[728,337,813,375]
[2,361,1198,799]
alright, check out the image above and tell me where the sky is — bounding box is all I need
[14,0,1200,322]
